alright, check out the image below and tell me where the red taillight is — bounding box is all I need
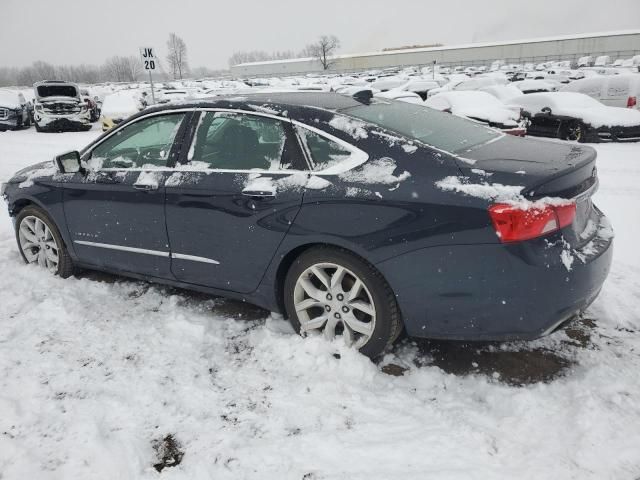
[627,96,637,108]
[488,202,576,243]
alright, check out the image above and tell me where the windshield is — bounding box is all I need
[342,100,500,154]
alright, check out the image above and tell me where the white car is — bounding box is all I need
[100,91,144,131]
[425,91,526,135]
[562,74,640,110]
[479,84,524,103]
[507,92,640,142]
[374,90,424,104]
[515,79,560,94]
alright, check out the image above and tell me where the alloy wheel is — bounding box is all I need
[293,262,376,348]
[18,215,59,273]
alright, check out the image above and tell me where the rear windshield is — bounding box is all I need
[342,101,500,154]
[37,85,78,98]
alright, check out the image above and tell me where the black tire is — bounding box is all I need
[15,206,75,278]
[35,122,43,132]
[284,246,402,358]
[561,121,586,142]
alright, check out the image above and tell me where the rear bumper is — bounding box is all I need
[377,211,613,340]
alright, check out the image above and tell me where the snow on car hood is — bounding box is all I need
[454,106,519,127]
[556,106,640,128]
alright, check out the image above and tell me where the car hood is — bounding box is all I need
[457,135,597,198]
[454,106,519,127]
[8,161,57,184]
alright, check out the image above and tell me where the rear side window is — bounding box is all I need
[188,112,291,170]
[296,127,352,171]
[344,101,499,154]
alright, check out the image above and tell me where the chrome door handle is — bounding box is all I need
[242,188,276,199]
[133,183,158,191]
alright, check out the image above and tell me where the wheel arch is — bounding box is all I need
[271,241,397,317]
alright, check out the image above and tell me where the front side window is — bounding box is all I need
[187,112,289,170]
[90,113,185,169]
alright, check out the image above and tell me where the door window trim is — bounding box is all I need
[82,107,369,176]
[81,108,194,170]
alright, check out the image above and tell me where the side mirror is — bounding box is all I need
[55,151,84,174]
[541,106,552,115]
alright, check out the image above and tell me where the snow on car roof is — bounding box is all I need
[428,90,505,108]
[0,89,22,107]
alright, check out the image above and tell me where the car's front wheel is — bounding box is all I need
[15,206,74,278]
[562,121,586,142]
[284,247,402,358]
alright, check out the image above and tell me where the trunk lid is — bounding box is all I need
[458,135,599,247]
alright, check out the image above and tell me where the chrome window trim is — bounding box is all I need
[83,106,369,177]
[290,119,369,175]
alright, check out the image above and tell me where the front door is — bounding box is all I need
[63,111,189,278]
[165,110,308,293]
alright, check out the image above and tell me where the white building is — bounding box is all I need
[230,30,640,77]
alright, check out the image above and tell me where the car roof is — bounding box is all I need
[143,92,363,121]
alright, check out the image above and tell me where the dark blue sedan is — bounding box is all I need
[0,93,613,357]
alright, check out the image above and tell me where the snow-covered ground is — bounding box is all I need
[0,127,639,479]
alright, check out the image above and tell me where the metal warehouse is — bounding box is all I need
[230,30,640,76]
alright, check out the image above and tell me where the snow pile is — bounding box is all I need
[340,157,410,185]
[329,115,369,139]
[0,127,639,479]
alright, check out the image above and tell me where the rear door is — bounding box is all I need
[164,110,308,293]
[63,111,189,278]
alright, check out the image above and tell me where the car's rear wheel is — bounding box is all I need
[15,206,74,278]
[284,247,402,358]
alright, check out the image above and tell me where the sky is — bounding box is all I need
[1,0,639,70]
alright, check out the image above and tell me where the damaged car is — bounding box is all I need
[33,81,92,132]
[0,90,31,131]
[1,92,613,358]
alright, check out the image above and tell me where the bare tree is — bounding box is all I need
[166,33,189,79]
[228,50,298,67]
[104,56,142,82]
[304,35,340,70]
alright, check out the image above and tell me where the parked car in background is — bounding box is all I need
[399,79,441,100]
[425,91,526,135]
[374,90,424,104]
[0,90,30,131]
[479,84,524,103]
[100,91,144,131]
[562,75,640,110]
[515,79,560,94]
[32,81,92,132]
[509,92,640,142]
[1,92,612,357]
